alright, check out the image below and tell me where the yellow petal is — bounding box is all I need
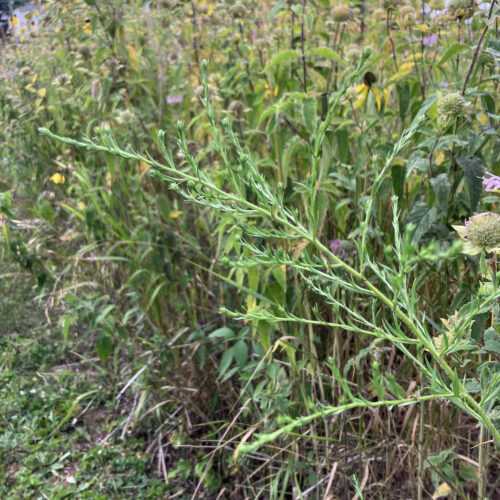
[169,210,183,219]
[435,150,445,166]
[432,482,451,500]
[372,86,382,111]
[353,87,368,110]
[37,88,46,98]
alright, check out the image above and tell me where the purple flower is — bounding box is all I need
[423,34,438,47]
[0,213,7,227]
[439,81,449,88]
[329,239,348,259]
[482,172,500,192]
[167,96,183,104]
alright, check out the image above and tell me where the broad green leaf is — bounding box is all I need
[308,47,344,65]
[267,50,301,69]
[430,174,450,215]
[406,203,438,244]
[456,156,484,212]
[438,43,468,66]
[96,332,113,363]
[208,327,236,339]
[233,340,249,369]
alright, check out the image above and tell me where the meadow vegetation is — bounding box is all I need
[1,0,500,498]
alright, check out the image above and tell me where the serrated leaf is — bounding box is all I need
[406,203,438,244]
[430,174,450,215]
[482,327,500,354]
[456,156,484,212]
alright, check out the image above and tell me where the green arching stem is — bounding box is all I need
[235,392,456,457]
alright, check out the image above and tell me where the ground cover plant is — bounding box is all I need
[1,0,500,498]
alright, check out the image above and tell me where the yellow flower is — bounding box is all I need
[50,173,66,184]
[10,15,19,27]
[264,82,278,98]
[77,202,86,210]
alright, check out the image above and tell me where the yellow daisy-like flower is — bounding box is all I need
[50,172,66,185]
[10,15,19,27]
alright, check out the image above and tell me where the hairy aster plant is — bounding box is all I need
[453,212,500,255]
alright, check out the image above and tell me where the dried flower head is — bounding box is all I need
[447,0,477,20]
[331,6,353,23]
[345,44,361,61]
[438,92,466,122]
[398,6,416,28]
[453,212,500,254]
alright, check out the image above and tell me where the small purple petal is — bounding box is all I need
[482,172,500,192]
[167,96,183,104]
[423,34,438,47]
[439,82,449,88]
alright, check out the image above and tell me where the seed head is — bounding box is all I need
[398,6,416,28]
[447,0,477,20]
[465,212,500,249]
[438,92,466,121]
[331,6,353,23]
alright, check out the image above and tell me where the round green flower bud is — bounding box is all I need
[229,3,249,18]
[383,0,399,11]
[20,66,31,76]
[480,51,495,68]
[465,212,500,249]
[447,0,477,20]
[331,6,353,23]
[438,92,466,121]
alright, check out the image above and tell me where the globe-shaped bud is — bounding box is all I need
[229,3,249,18]
[331,6,353,23]
[465,212,500,249]
[480,51,495,69]
[438,92,466,121]
[383,0,399,11]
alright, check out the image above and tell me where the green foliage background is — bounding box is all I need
[0,0,500,498]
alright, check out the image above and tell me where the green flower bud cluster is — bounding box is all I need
[438,92,466,121]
